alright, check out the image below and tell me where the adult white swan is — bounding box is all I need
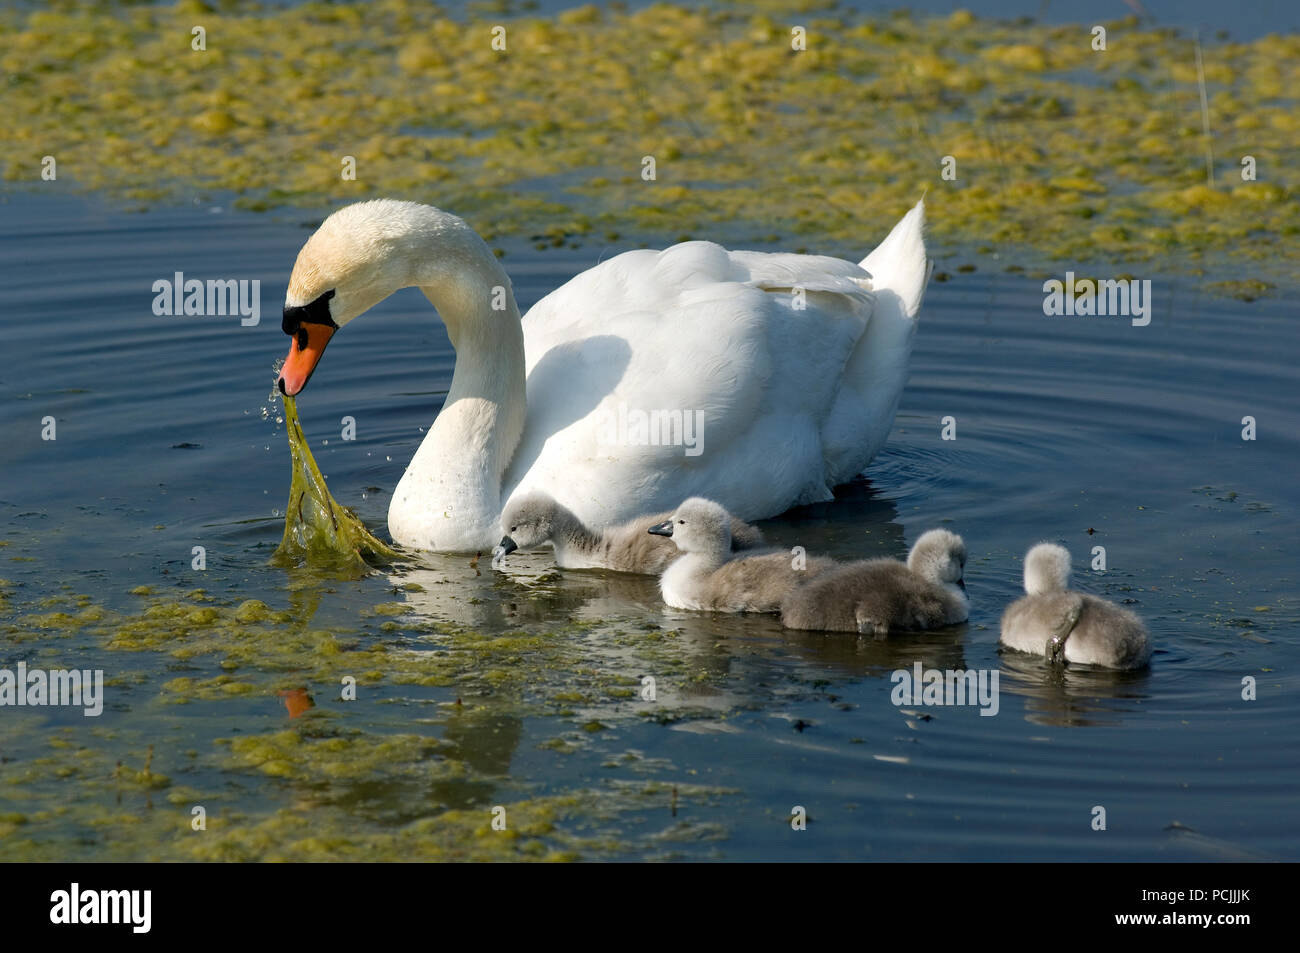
[276,199,929,551]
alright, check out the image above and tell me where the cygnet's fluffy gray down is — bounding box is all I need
[652,497,834,612]
[780,528,969,636]
[1000,542,1151,669]
[498,491,765,574]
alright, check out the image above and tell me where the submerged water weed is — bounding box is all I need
[273,394,402,572]
[2,3,1295,286]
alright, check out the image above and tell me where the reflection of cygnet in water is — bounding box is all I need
[496,491,765,573]
[1000,543,1151,670]
[780,529,969,636]
[651,497,834,612]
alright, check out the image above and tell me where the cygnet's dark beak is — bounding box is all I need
[647,520,673,537]
[498,536,518,555]
[957,578,967,592]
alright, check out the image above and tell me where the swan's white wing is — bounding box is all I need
[508,241,875,526]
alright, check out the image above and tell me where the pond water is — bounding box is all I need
[0,191,1296,861]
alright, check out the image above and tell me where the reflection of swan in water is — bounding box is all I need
[377,480,950,715]
[275,565,526,817]
[386,552,671,629]
[307,706,526,822]
[997,649,1152,728]
[381,577,970,715]
[427,707,525,811]
[777,622,971,677]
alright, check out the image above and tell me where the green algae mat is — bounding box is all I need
[3,1,1296,291]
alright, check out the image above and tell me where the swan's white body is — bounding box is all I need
[281,200,930,551]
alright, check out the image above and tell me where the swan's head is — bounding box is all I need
[277,199,475,396]
[497,492,559,554]
[907,528,966,587]
[1023,542,1071,594]
[649,497,732,555]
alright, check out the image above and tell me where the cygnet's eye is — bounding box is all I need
[510,526,517,533]
[677,519,685,525]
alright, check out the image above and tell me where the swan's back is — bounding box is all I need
[508,203,928,532]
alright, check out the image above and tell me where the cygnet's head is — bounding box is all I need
[498,492,559,554]
[1023,542,1071,594]
[907,529,967,586]
[648,497,732,554]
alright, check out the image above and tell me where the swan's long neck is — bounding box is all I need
[386,214,526,551]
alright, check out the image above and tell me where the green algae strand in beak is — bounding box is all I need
[273,395,402,572]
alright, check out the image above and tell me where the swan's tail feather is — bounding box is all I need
[860,199,930,319]
[819,201,930,486]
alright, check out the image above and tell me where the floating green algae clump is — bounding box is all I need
[273,395,401,571]
[2,2,1296,286]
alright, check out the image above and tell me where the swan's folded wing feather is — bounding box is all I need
[729,249,874,313]
[512,242,874,526]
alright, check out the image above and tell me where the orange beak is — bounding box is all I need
[277,323,335,396]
